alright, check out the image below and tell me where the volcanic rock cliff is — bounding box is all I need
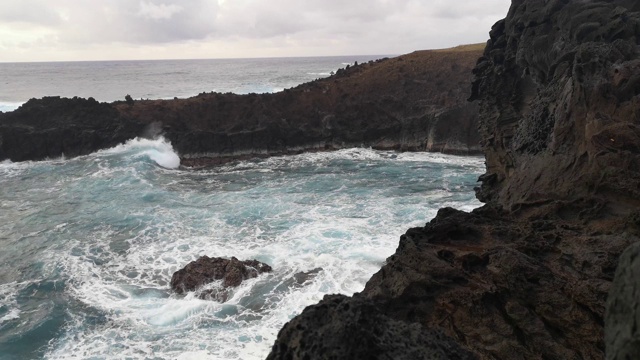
[0,46,482,163]
[267,1,640,359]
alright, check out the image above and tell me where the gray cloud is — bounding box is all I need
[0,0,512,61]
[55,0,219,44]
[0,0,63,26]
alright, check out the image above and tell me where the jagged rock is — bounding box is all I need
[170,256,272,300]
[606,242,640,359]
[268,1,640,359]
[470,0,640,211]
[0,47,483,163]
[266,294,476,360]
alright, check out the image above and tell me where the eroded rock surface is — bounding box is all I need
[0,46,483,163]
[268,1,640,359]
[266,295,476,360]
[170,256,272,301]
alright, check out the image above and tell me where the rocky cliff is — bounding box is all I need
[268,1,640,359]
[0,47,482,163]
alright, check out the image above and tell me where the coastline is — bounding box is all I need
[266,1,640,359]
[0,46,483,163]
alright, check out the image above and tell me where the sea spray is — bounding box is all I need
[0,144,483,359]
[96,137,181,169]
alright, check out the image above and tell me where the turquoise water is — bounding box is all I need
[0,138,483,359]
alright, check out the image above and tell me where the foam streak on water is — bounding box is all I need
[0,140,484,359]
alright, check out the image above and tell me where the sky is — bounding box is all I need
[0,0,512,62]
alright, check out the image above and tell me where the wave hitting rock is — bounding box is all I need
[0,48,483,163]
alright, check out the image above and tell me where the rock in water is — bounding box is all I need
[170,256,272,298]
[606,242,640,359]
[266,295,476,360]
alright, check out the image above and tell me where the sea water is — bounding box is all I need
[0,56,484,359]
[0,138,484,359]
[0,56,386,112]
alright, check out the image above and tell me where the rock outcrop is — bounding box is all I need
[0,46,483,163]
[266,295,476,360]
[268,1,640,359]
[171,256,272,302]
[0,97,144,161]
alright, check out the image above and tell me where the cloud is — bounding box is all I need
[0,0,512,61]
[137,1,184,21]
[0,0,63,26]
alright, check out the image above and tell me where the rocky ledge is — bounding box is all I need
[267,1,640,359]
[0,45,483,163]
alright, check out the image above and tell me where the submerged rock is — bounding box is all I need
[170,256,272,300]
[292,268,322,285]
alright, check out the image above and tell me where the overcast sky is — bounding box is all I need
[0,0,512,62]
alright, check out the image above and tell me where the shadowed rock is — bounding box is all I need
[606,242,640,359]
[170,256,272,300]
[266,295,476,360]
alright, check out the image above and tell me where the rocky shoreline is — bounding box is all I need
[0,46,483,163]
[266,1,640,359]
[3,0,639,358]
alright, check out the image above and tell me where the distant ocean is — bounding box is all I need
[0,56,387,112]
[0,56,484,360]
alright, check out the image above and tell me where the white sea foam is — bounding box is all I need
[96,137,181,169]
[0,281,33,324]
[0,147,484,360]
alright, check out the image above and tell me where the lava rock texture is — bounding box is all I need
[171,256,272,302]
[0,46,483,163]
[268,1,640,359]
[266,295,476,360]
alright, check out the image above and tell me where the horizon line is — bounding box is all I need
[0,53,398,65]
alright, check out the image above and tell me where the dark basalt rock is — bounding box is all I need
[266,294,476,360]
[170,256,272,300]
[0,47,483,163]
[470,0,640,211]
[268,1,640,359]
[0,96,145,161]
[606,242,640,360]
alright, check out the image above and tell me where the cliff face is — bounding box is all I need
[0,47,482,163]
[471,0,640,212]
[268,1,640,359]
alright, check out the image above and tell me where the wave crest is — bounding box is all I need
[99,137,181,169]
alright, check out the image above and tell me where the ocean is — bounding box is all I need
[0,57,484,360]
[0,56,388,112]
